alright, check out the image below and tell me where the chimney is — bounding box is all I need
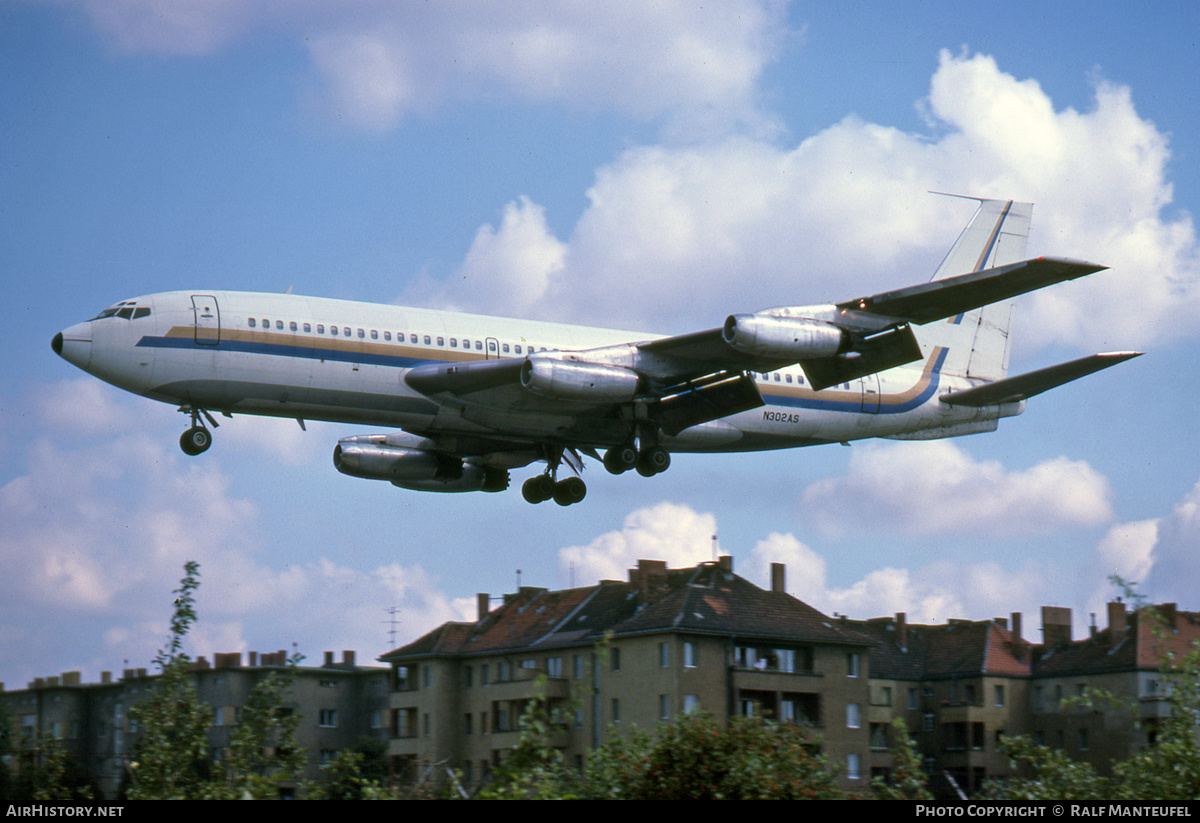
[248,651,258,666]
[896,612,908,650]
[324,651,334,666]
[635,559,668,599]
[478,592,490,621]
[1158,603,1178,631]
[343,650,355,666]
[718,555,733,573]
[1011,612,1023,644]
[1041,606,1072,647]
[1107,601,1127,645]
[771,563,786,593]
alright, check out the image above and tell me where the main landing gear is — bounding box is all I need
[521,473,587,506]
[178,407,219,456]
[603,444,670,477]
[522,445,589,506]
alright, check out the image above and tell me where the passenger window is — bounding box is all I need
[437,336,444,346]
[410,334,418,343]
[249,318,257,328]
[317,324,324,334]
[384,331,391,341]
[303,323,311,333]
[290,321,298,332]
[515,345,522,354]
[502,343,510,353]
[371,330,378,340]
[343,327,351,336]
[262,319,269,328]
[450,339,458,348]
[424,335,431,345]
[357,328,364,338]
[276,320,284,330]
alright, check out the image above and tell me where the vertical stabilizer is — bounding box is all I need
[926,197,1032,382]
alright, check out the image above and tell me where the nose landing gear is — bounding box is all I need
[178,407,219,456]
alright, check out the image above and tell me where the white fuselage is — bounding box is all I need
[55,290,1017,456]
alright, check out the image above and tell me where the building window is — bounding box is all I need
[319,709,338,728]
[847,653,860,678]
[612,699,620,723]
[659,695,670,720]
[847,703,861,729]
[994,685,1005,707]
[547,657,562,677]
[847,753,861,780]
[573,654,583,679]
[611,647,620,672]
[908,688,918,710]
[684,641,697,668]
[684,694,700,714]
[660,642,669,668]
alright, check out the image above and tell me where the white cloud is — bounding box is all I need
[558,502,718,584]
[412,50,1197,356]
[797,440,1113,538]
[0,381,472,682]
[75,1,783,131]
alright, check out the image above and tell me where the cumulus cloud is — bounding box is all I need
[796,440,1113,538]
[413,50,1198,355]
[558,502,718,584]
[559,503,1060,628]
[74,1,783,131]
[0,381,471,682]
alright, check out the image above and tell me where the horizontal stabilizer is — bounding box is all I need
[939,352,1142,407]
[840,257,1106,326]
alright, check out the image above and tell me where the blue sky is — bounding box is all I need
[2,1,1198,686]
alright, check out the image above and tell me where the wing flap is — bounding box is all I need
[939,352,1142,407]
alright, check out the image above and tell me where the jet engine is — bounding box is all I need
[520,356,640,402]
[722,314,845,360]
[333,437,508,493]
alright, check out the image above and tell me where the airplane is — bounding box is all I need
[52,197,1140,506]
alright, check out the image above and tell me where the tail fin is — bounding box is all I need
[925,196,1032,381]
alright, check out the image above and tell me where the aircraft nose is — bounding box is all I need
[54,322,93,369]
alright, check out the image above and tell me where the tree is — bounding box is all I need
[582,711,843,800]
[871,718,933,800]
[218,657,306,799]
[476,674,577,800]
[985,580,1200,801]
[126,561,215,800]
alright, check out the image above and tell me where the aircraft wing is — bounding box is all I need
[403,255,1112,434]
[836,257,1107,326]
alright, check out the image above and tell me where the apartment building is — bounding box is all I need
[380,557,877,792]
[1,649,389,799]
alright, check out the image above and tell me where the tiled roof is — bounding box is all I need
[850,618,1031,680]
[1032,606,1200,677]
[381,562,872,661]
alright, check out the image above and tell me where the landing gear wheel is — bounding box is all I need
[552,477,587,506]
[180,426,211,456]
[522,474,556,504]
[636,446,670,477]
[603,445,638,475]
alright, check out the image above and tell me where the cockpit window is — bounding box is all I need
[90,301,150,321]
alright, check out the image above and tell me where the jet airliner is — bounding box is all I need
[52,198,1139,506]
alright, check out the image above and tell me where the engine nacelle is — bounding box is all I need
[520,356,640,402]
[332,439,507,493]
[722,314,845,360]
